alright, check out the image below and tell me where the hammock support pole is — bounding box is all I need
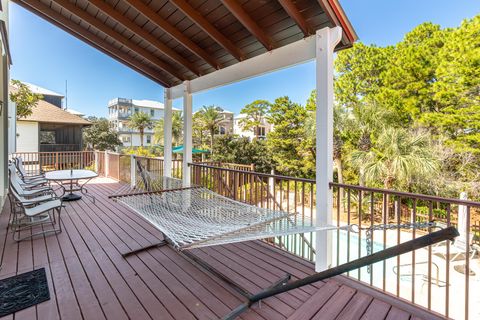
[121,240,168,257]
[223,226,459,320]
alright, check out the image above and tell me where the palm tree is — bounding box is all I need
[127,111,154,147]
[351,127,439,190]
[199,105,222,154]
[153,112,183,146]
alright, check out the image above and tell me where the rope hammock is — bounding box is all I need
[110,160,343,250]
[108,159,459,319]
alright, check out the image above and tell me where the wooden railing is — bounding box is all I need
[81,153,479,319]
[188,162,480,320]
[11,151,95,174]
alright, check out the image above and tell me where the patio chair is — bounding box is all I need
[14,157,45,180]
[433,198,478,262]
[432,224,478,262]
[8,164,49,191]
[8,186,63,241]
[8,164,53,198]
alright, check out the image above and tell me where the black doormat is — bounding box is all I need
[0,268,50,317]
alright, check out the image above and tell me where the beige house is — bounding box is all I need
[233,113,273,139]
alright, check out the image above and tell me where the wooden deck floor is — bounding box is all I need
[0,178,442,320]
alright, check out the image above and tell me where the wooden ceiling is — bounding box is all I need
[14,0,357,87]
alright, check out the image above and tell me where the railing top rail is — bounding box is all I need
[189,162,315,183]
[190,163,480,207]
[12,151,94,156]
[331,182,480,207]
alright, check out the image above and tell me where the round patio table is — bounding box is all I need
[45,169,98,202]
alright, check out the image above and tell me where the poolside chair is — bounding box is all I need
[433,195,478,262]
[14,157,45,180]
[8,186,63,241]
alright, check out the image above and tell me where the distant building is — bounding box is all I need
[11,83,91,153]
[194,106,234,135]
[22,82,64,108]
[108,98,179,147]
[215,107,234,135]
[233,114,273,140]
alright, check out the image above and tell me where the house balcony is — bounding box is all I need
[6,151,478,319]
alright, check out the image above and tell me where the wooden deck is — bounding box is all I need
[0,178,443,320]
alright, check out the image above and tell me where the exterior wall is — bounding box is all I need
[7,100,15,154]
[0,0,9,204]
[42,94,62,108]
[16,121,39,152]
[119,132,154,147]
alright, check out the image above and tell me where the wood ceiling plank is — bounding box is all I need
[50,0,185,81]
[125,0,220,69]
[13,0,172,87]
[88,0,200,76]
[169,0,244,61]
[277,0,312,36]
[220,0,272,50]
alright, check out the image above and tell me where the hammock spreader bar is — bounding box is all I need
[223,226,459,320]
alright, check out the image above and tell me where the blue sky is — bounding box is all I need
[10,0,479,117]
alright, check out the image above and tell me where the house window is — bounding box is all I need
[150,109,155,117]
[122,136,131,143]
[219,126,226,134]
[134,107,139,113]
[146,135,151,144]
[39,131,56,144]
[257,127,266,137]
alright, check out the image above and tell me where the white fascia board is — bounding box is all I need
[170,35,316,99]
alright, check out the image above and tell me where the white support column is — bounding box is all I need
[163,88,173,178]
[182,81,193,186]
[315,26,342,272]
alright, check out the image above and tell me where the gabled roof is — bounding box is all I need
[14,0,357,88]
[18,99,91,125]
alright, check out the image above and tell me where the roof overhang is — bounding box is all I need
[14,0,357,88]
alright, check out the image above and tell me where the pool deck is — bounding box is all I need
[0,178,445,319]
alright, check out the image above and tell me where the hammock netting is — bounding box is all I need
[111,161,341,250]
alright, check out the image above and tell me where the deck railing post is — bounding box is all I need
[130,154,136,188]
[95,151,99,174]
[315,26,342,272]
[105,150,109,178]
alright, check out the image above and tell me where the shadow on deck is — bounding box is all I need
[0,178,444,320]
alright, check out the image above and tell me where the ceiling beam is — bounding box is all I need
[124,0,220,70]
[169,33,323,99]
[89,0,200,76]
[169,0,244,61]
[278,0,311,36]
[220,0,273,50]
[51,0,185,81]
[14,0,171,87]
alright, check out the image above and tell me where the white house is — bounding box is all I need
[233,113,273,140]
[108,97,179,147]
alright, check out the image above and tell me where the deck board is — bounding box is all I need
[0,178,440,320]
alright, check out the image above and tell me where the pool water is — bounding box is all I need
[276,230,411,287]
